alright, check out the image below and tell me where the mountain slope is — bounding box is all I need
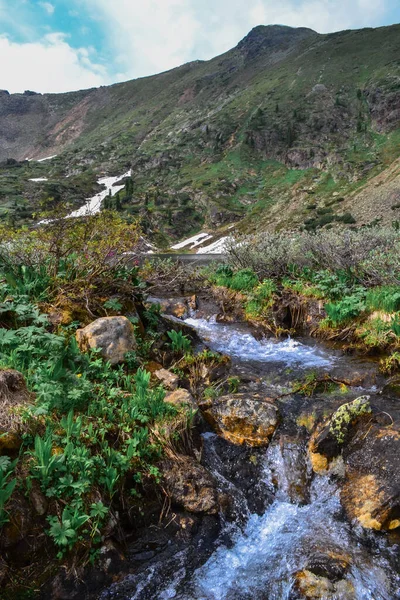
[0,23,399,240]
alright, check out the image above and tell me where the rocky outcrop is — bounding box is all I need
[308,396,371,474]
[76,316,136,365]
[205,393,279,447]
[161,455,221,514]
[309,396,400,531]
[341,424,400,531]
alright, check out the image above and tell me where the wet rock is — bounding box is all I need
[341,424,400,531]
[164,388,197,409]
[309,396,371,474]
[161,455,221,514]
[309,397,400,531]
[154,368,179,390]
[76,316,136,365]
[188,295,197,311]
[98,540,126,575]
[148,297,189,319]
[306,549,351,582]
[295,569,355,600]
[206,393,279,447]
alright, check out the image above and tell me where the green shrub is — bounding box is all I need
[324,294,366,327]
[229,269,258,292]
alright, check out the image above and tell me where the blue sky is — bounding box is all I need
[1,0,399,93]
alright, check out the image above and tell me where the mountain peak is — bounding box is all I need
[237,24,318,58]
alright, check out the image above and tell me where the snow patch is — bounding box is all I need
[196,236,230,254]
[37,155,58,162]
[65,170,131,218]
[171,232,211,250]
[29,177,48,182]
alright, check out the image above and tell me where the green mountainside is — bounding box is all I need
[0,23,399,242]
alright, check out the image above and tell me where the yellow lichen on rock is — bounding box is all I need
[341,474,384,530]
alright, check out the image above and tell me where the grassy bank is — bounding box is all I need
[205,227,400,366]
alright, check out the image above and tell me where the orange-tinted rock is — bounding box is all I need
[341,425,400,531]
[76,316,136,365]
[206,393,279,447]
[164,389,197,409]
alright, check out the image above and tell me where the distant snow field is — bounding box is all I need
[29,177,48,182]
[171,232,211,250]
[66,170,131,218]
[196,236,230,254]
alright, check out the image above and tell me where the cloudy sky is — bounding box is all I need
[1,0,399,94]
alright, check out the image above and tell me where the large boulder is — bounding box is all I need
[161,455,221,514]
[205,393,279,447]
[76,316,136,365]
[308,396,400,531]
[308,396,371,474]
[341,424,400,531]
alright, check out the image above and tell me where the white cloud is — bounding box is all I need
[80,0,388,83]
[39,2,55,15]
[83,0,201,79]
[0,33,109,93]
[247,0,388,33]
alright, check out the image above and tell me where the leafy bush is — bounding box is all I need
[226,227,400,286]
[324,293,366,327]
[229,269,258,292]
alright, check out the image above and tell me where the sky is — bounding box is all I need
[0,0,399,94]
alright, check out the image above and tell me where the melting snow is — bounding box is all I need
[37,155,58,162]
[171,232,212,250]
[29,177,48,182]
[196,236,230,254]
[65,170,131,218]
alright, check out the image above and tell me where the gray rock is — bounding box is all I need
[76,316,136,365]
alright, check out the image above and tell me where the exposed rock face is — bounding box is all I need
[205,393,279,447]
[76,316,136,365]
[309,397,400,531]
[341,424,400,531]
[161,455,221,514]
[309,396,371,474]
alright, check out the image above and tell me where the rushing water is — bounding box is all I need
[185,316,333,368]
[102,315,400,600]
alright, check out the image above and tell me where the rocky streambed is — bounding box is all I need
[98,294,400,600]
